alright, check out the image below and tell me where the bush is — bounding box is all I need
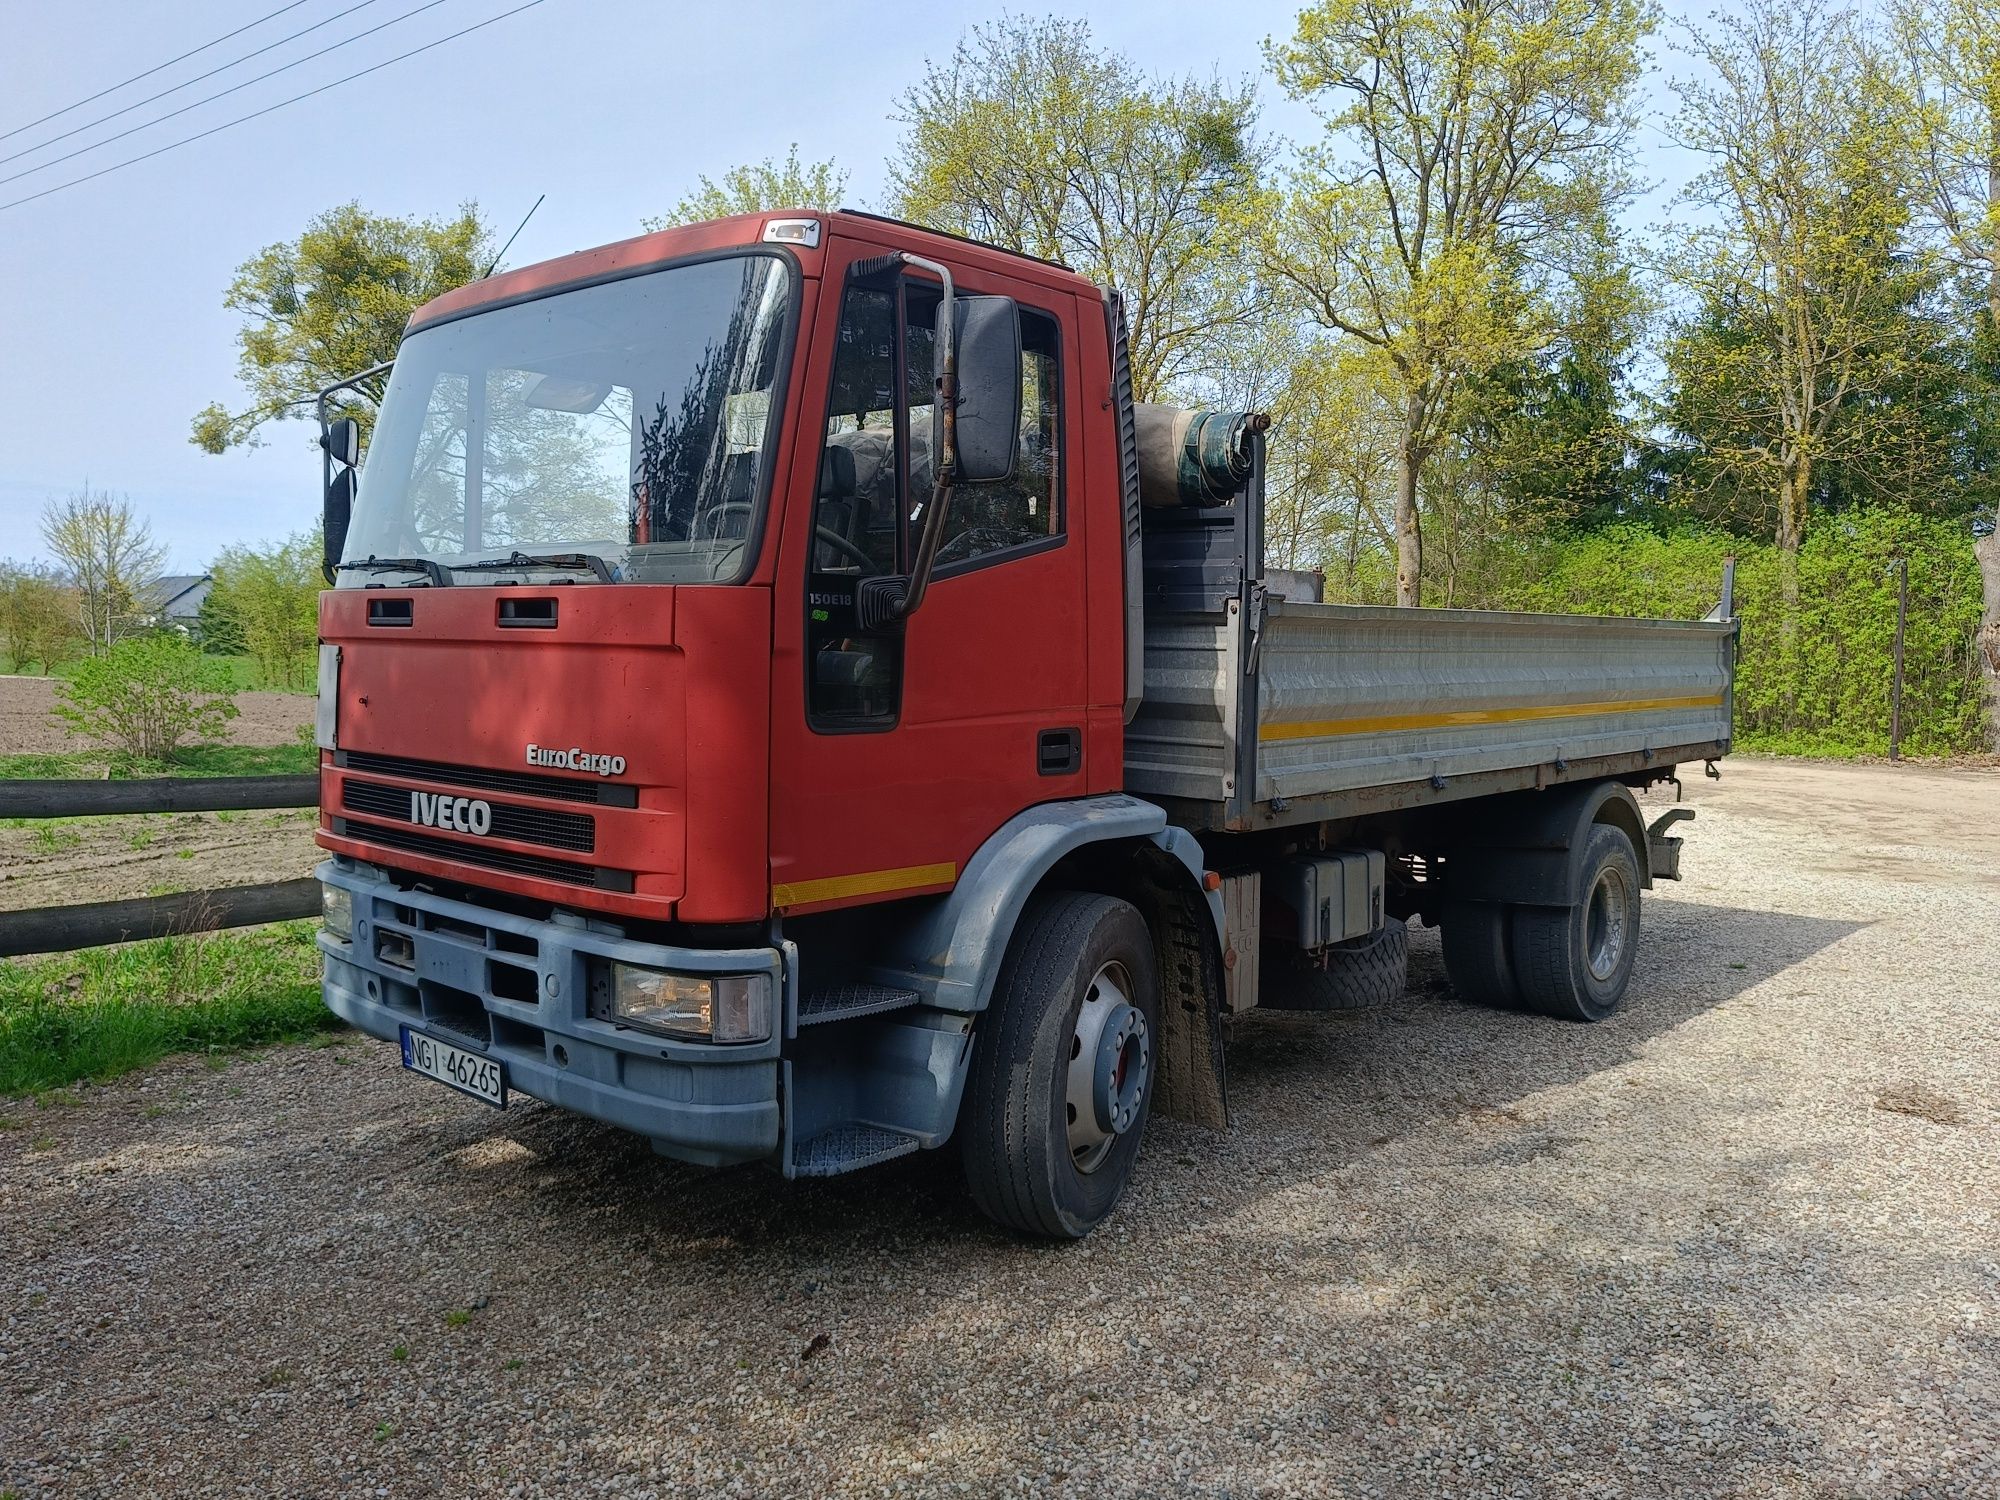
[1510,509,1987,757]
[207,531,321,689]
[52,633,241,763]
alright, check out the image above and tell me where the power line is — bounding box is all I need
[0,0,317,144]
[0,0,551,214]
[0,0,456,189]
[0,0,393,171]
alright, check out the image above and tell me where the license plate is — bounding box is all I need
[399,1026,506,1108]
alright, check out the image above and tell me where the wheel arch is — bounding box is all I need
[1444,779,1654,907]
[866,795,1229,1129]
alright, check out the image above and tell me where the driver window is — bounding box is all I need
[808,281,905,728]
[813,286,901,577]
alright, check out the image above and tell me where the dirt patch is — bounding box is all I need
[0,675,312,756]
[0,809,321,915]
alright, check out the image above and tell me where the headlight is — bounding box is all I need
[606,965,771,1043]
[321,884,353,941]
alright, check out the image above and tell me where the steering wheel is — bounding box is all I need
[813,526,875,569]
[934,526,1021,566]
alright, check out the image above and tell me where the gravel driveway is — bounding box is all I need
[2,757,1996,1498]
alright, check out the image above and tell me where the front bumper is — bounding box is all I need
[315,859,785,1167]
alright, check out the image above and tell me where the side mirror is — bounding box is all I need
[934,295,1021,485]
[320,416,360,468]
[322,467,355,584]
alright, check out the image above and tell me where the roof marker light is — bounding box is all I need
[761,217,821,248]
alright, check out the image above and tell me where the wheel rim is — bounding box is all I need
[1584,865,1630,983]
[1065,960,1151,1174]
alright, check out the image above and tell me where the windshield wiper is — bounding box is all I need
[450,551,616,583]
[337,556,452,586]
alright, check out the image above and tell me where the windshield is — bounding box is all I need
[340,253,794,586]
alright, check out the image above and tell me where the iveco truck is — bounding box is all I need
[312,210,1734,1237]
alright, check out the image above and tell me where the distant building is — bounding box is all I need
[140,574,213,635]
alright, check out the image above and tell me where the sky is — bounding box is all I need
[0,0,1706,573]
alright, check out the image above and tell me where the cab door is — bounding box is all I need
[767,247,1090,915]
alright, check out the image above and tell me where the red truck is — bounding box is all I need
[313,210,1735,1237]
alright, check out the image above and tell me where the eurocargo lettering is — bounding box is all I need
[311,208,1738,1239]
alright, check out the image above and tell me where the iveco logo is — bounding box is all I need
[526,742,627,777]
[410,791,492,835]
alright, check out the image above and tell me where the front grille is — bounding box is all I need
[340,780,595,852]
[336,750,637,807]
[333,816,634,892]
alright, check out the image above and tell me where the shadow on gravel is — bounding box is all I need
[423,897,1866,1258]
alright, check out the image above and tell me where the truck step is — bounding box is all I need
[792,1124,920,1178]
[797,984,921,1027]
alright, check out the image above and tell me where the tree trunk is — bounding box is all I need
[1976,529,2000,755]
[1395,396,1425,608]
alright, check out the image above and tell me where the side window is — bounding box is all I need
[808,283,904,726]
[934,308,1064,570]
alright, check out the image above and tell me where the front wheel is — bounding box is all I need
[960,891,1160,1239]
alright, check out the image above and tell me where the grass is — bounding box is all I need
[7,651,311,694]
[0,921,335,1095]
[0,743,317,781]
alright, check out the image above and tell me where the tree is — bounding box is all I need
[40,490,166,655]
[1661,0,1924,561]
[888,15,1265,400]
[643,145,848,230]
[53,634,239,764]
[1258,0,1652,605]
[0,561,78,673]
[1894,0,2000,329]
[208,531,322,688]
[192,202,493,453]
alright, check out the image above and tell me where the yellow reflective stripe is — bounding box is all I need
[771,861,957,909]
[1259,693,1726,743]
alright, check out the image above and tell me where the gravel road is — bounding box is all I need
[2,756,1996,1498]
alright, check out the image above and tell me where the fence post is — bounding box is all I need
[1889,556,1907,763]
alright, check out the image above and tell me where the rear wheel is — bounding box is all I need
[1260,919,1409,1010]
[1510,822,1642,1022]
[1441,901,1523,1010]
[961,891,1160,1238]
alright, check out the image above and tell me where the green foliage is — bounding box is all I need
[195,586,247,657]
[0,922,332,1095]
[888,14,1264,399]
[0,559,78,673]
[192,202,492,453]
[644,145,847,230]
[52,634,240,763]
[208,531,322,689]
[1510,511,1987,755]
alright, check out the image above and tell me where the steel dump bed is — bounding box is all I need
[1124,507,1736,832]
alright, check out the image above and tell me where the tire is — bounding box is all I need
[1260,919,1409,1011]
[1440,901,1524,1010]
[961,891,1161,1239]
[1509,822,1642,1022]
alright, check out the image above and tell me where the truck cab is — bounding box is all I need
[315,210,1733,1237]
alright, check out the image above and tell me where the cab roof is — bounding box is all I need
[407,209,1103,331]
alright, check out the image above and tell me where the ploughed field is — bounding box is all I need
[2,757,1997,1498]
[0,676,320,913]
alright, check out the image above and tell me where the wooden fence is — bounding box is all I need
[0,776,320,959]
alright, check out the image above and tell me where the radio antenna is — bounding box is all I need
[483,193,545,277]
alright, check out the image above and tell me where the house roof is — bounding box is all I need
[142,574,212,616]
